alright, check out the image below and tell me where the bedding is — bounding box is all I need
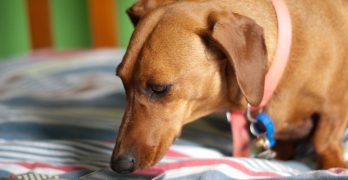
[0,49,347,179]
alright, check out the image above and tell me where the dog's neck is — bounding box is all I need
[225,0,292,158]
[216,0,278,68]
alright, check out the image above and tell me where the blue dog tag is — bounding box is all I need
[250,112,276,148]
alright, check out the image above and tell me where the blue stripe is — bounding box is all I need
[0,142,113,157]
[78,140,115,151]
[50,66,116,76]
[0,170,11,178]
[169,170,239,180]
[0,149,110,163]
[0,155,106,168]
[0,93,125,108]
[29,115,117,128]
[59,169,94,180]
[0,122,116,140]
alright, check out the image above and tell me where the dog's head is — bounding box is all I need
[111,1,267,173]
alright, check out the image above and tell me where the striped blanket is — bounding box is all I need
[0,49,347,179]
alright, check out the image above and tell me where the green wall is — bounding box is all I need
[0,0,30,59]
[0,0,137,59]
[50,0,92,50]
[50,0,137,50]
[116,0,137,48]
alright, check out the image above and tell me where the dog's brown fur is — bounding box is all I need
[112,0,348,170]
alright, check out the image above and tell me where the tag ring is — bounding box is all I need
[246,103,257,123]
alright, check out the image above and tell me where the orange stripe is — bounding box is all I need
[89,0,118,48]
[26,0,52,49]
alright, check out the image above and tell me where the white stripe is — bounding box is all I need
[250,158,293,176]
[57,141,113,154]
[162,164,273,179]
[85,141,115,149]
[170,145,223,158]
[265,161,296,175]
[229,158,269,172]
[238,158,264,171]
[0,159,101,170]
[0,115,117,130]
[234,158,273,173]
[232,158,299,176]
[0,162,66,176]
[159,157,190,164]
[0,51,122,78]
[0,163,29,174]
[159,157,304,179]
[0,140,112,155]
[220,158,293,176]
[0,158,22,163]
[0,145,110,161]
[0,152,108,167]
[262,160,302,176]
[31,168,65,176]
[217,163,282,179]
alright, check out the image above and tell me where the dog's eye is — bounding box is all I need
[147,83,171,98]
[151,84,167,93]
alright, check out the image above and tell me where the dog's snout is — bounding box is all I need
[111,154,136,174]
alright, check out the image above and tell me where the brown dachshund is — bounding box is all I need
[111,0,348,173]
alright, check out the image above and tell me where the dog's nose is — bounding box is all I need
[110,154,136,174]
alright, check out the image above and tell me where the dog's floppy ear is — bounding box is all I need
[126,0,146,26]
[127,0,177,26]
[206,12,267,106]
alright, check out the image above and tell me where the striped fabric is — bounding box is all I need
[0,140,112,176]
[0,49,348,179]
[1,139,348,179]
[0,139,311,179]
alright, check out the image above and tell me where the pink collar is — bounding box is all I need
[259,0,292,107]
[229,0,292,157]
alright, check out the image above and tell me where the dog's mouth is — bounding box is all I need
[112,128,181,173]
[144,133,181,168]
